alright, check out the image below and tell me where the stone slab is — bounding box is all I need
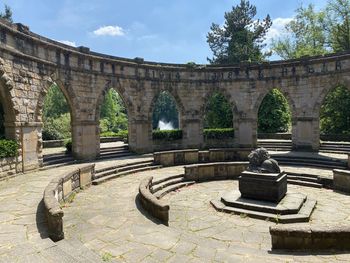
[221,191,306,215]
[239,171,287,202]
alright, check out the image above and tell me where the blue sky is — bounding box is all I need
[5,0,328,63]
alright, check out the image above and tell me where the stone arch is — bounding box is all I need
[148,87,185,127]
[95,79,135,122]
[312,78,350,116]
[253,86,296,120]
[35,78,77,123]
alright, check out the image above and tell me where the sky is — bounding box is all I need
[4,0,329,64]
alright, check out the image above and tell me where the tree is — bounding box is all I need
[152,91,179,130]
[204,92,233,129]
[43,84,69,119]
[0,5,12,22]
[258,89,291,133]
[207,0,272,64]
[272,4,328,59]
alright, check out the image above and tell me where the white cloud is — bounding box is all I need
[265,17,293,44]
[57,40,77,47]
[93,25,125,36]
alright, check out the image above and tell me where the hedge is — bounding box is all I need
[152,129,183,141]
[204,128,234,140]
[100,130,128,140]
[64,139,72,153]
[0,139,19,158]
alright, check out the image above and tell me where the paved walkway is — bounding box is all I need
[64,166,350,262]
[0,149,348,262]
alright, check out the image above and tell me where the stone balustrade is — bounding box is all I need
[43,164,95,241]
[270,224,350,250]
[138,177,170,225]
[184,162,248,182]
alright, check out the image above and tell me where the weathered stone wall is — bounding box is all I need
[0,19,350,171]
[0,156,21,179]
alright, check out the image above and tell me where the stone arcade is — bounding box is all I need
[0,19,350,173]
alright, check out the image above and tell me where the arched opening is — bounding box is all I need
[320,85,350,142]
[203,92,235,148]
[42,83,73,163]
[258,88,292,135]
[151,91,181,149]
[99,88,129,158]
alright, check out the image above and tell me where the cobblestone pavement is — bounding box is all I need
[64,166,350,262]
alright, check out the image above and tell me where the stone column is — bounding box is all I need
[72,121,99,160]
[182,119,203,149]
[128,119,152,153]
[292,117,319,151]
[236,118,257,149]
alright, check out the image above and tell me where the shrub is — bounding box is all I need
[0,139,18,158]
[152,129,183,141]
[100,130,128,140]
[43,113,71,140]
[204,128,234,140]
[64,139,72,153]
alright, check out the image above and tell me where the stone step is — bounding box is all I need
[287,174,319,183]
[287,179,323,188]
[98,152,134,160]
[151,177,186,193]
[95,160,153,174]
[278,161,346,170]
[56,238,102,262]
[43,153,72,162]
[210,198,316,224]
[154,181,196,199]
[92,165,162,185]
[41,160,77,170]
[152,174,184,185]
[94,162,154,180]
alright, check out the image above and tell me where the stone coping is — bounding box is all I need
[138,176,170,225]
[43,164,95,241]
[270,224,350,250]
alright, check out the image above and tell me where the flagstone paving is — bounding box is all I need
[64,166,350,262]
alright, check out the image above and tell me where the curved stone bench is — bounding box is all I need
[138,177,170,225]
[333,169,350,193]
[153,148,251,167]
[270,224,350,250]
[184,162,249,181]
[43,164,95,241]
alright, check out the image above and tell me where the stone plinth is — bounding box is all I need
[239,171,287,203]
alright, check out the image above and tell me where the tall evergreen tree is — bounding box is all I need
[207,0,272,64]
[0,4,12,22]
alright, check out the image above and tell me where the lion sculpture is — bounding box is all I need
[247,148,281,173]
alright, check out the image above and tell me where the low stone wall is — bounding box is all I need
[270,224,350,250]
[43,164,95,241]
[154,149,199,167]
[152,140,183,152]
[138,177,170,225]
[258,133,292,140]
[202,138,237,149]
[154,148,251,167]
[43,137,123,148]
[333,169,350,193]
[0,157,21,180]
[184,162,249,182]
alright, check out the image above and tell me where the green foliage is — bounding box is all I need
[152,129,182,141]
[43,84,69,119]
[320,86,350,135]
[272,4,328,59]
[204,128,234,140]
[152,91,179,129]
[258,89,291,133]
[100,130,128,140]
[64,138,72,153]
[0,5,12,22]
[207,0,272,64]
[204,92,233,129]
[0,139,18,158]
[100,89,128,133]
[42,113,71,140]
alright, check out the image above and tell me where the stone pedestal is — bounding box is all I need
[239,171,287,203]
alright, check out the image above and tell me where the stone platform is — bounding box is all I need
[211,190,316,223]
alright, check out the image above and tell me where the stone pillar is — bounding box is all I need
[292,117,319,151]
[72,121,99,160]
[236,118,257,149]
[128,120,152,153]
[19,122,42,172]
[182,119,203,149]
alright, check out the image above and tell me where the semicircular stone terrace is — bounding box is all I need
[0,19,350,172]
